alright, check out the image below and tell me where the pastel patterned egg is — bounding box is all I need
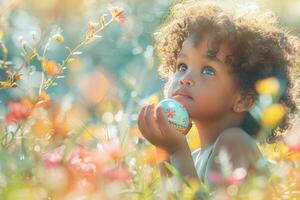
[158,98,190,134]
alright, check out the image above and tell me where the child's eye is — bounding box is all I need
[202,66,215,76]
[177,63,188,72]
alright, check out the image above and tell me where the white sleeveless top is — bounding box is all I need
[191,144,215,183]
[191,142,273,183]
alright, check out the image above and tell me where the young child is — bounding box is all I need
[137,0,300,191]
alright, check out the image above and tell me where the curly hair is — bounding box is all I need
[153,0,300,143]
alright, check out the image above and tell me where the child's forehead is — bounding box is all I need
[179,34,233,63]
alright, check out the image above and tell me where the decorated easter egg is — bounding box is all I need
[158,98,190,134]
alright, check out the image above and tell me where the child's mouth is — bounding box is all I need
[172,89,194,100]
[172,95,193,103]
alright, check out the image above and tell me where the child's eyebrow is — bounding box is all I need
[177,52,229,67]
[205,54,224,65]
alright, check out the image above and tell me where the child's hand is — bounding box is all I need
[137,103,192,154]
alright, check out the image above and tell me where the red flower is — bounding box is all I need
[108,4,127,24]
[166,108,176,118]
[5,100,32,123]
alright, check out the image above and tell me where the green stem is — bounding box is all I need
[44,18,114,90]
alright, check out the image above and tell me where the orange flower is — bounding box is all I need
[108,4,126,24]
[42,58,60,76]
[144,147,157,165]
[288,144,300,161]
[13,72,22,82]
[5,100,32,123]
[36,90,50,108]
[144,146,168,165]
[156,147,169,163]
[87,21,98,32]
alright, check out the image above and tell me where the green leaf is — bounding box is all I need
[49,81,58,87]
[164,161,191,188]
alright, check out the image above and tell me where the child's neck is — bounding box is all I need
[193,113,245,152]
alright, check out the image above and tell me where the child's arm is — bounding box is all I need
[138,103,198,179]
[205,127,271,188]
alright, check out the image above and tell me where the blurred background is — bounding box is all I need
[0,0,299,199]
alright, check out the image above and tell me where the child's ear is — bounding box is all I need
[233,92,256,113]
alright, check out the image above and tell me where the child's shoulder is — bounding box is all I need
[214,127,257,148]
[204,127,271,185]
[210,127,263,164]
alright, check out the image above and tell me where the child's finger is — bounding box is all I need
[156,106,174,136]
[144,104,163,139]
[144,105,163,142]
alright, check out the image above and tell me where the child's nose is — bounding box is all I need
[179,76,194,86]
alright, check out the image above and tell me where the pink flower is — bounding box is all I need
[166,108,175,118]
[101,140,123,161]
[5,100,32,123]
[108,4,127,24]
[44,145,66,168]
[67,148,98,179]
[208,168,247,186]
[102,165,130,182]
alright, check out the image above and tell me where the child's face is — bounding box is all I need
[166,34,240,121]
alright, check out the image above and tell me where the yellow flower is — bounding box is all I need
[261,103,286,128]
[148,94,159,105]
[52,34,64,43]
[255,77,280,96]
[274,143,290,161]
[289,152,300,161]
[0,81,12,87]
[187,125,200,151]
